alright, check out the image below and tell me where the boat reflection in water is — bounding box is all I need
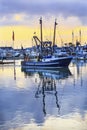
[22,67,72,80]
[22,67,72,116]
[0,64,87,130]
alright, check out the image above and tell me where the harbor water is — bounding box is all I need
[0,60,87,130]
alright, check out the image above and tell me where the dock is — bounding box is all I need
[0,60,15,64]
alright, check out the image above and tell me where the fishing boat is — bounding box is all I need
[21,56,72,69]
[21,18,72,69]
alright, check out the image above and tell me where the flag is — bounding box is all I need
[55,19,58,25]
[55,21,57,26]
[39,17,42,24]
[12,31,15,41]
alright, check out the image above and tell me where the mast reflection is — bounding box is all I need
[14,64,16,80]
[72,60,87,87]
[21,68,72,116]
[35,75,60,116]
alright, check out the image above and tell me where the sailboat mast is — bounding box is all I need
[40,17,43,51]
[53,19,57,52]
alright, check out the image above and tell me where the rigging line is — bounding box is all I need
[43,20,52,41]
[57,27,64,46]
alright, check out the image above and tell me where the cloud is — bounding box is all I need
[0,0,87,25]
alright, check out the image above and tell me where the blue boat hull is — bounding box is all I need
[21,56,72,69]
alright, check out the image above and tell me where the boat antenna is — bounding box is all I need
[39,17,43,51]
[53,19,57,52]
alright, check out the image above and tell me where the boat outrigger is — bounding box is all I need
[21,18,72,69]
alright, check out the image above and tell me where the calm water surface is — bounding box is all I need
[0,60,87,130]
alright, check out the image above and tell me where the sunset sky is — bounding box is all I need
[0,0,87,48]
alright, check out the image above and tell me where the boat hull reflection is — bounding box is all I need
[21,67,72,80]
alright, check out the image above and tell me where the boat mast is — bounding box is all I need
[79,30,81,44]
[12,31,15,64]
[53,19,57,52]
[40,17,43,51]
[12,31,15,49]
[72,31,74,45]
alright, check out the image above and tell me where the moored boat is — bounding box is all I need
[21,56,72,69]
[21,18,72,69]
